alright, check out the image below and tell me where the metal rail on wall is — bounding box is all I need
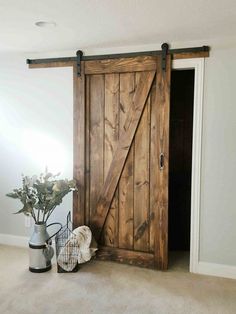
[26,43,210,76]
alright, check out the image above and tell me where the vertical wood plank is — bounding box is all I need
[118,73,135,250]
[85,76,90,226]
[103,73,119,246]
[149,80,157,252]
[89,74,105,230]
[73,62,86,227]
[133,72,150,252]
[153,55,171,269]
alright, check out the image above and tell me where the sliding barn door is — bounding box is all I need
[74,55,171,269]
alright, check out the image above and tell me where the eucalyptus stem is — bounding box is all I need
[42,210,46,223]
[45,207,55,223]
[37,208,40,223]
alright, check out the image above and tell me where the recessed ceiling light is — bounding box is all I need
[35,21,56,28]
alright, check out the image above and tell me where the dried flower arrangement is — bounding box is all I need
[6,169,77,224]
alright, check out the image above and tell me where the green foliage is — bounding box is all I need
[6,170,77,223]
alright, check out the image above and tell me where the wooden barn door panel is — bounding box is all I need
[74,56,171,269]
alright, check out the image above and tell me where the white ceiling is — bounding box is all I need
[0,0,236,54]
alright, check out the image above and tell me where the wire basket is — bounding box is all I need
[55,212,79,273]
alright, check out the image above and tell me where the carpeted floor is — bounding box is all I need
[0,245,235,314]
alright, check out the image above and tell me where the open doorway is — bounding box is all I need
[168,69,195,270]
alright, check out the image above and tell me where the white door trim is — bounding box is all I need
[172,58,205,273]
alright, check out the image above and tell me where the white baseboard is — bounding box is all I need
[0,233,235,280]
[197,261,236,280]
[0,233,28,248]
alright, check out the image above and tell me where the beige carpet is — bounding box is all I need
[0,245,235,314]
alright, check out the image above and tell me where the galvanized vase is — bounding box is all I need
[29,222,61,273]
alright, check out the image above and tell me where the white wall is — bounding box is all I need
[200,44,236,266]
[0,53,73,236]
[0,40,236,270]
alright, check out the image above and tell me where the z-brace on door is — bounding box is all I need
[73,55,171,270]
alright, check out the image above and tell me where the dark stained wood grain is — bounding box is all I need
[85,76,90,226]
[103,73,119,247]
[73,61,86,226]
[153,55,171,270]
[85,56,156,74]
[134,212,154,242]
[89,74,105,229]
[172,51,209,59]
[93,71,155,241]
[133,72,150,252]
[96,246,154,268]
[149,79,157,253]
[118,73,135,250]
[28,61,74,69]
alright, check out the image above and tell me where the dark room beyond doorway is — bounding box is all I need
[169,69,195,268]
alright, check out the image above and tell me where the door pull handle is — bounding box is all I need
[160,153,164,170]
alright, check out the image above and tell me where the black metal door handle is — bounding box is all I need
[160,153,164,170]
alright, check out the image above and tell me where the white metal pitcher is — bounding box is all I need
[29,222,62,272]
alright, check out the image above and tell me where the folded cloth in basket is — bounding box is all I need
[57,225,97,271]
